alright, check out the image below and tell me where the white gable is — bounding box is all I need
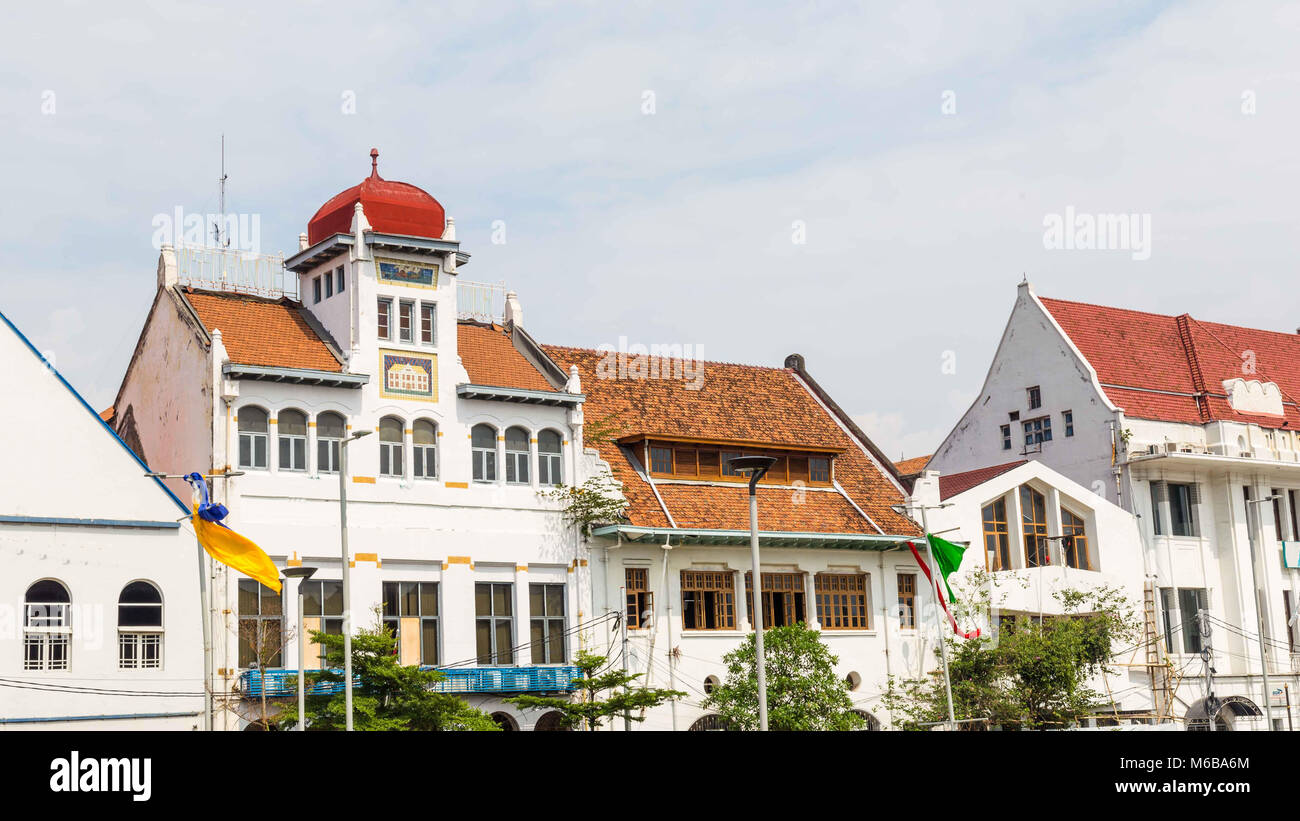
[0,313,187,524]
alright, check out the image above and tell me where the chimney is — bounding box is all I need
[299,232,309,251]
[157,244,178,290]
[350,202,372,262]
[504,290,523,329]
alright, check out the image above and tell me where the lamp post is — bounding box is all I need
[338,429,371,732]
[281,565,318,731]
[1244,492,1281,730]
[725,455,777,732]
[893,500,957,730]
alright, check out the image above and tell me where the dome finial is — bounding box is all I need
[369,148,379,178]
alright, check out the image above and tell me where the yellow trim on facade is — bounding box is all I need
[444,481,469,489]
[352,476,376,484]
[446,556,473,565]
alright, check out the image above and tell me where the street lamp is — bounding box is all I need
[892,500,957,730]
[338,429,371,732]
[281,565,318,731]
[725,455,777,732]
[1244,493,1281,730]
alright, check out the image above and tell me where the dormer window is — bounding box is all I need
[635,437,835,487]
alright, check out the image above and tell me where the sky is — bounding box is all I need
[2,0,1298,461]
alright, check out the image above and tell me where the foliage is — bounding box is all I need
[506,650,684,730]
[239,617,293,731]
[701,623,865,731]
[278,612,499,731]
[544,475,626,535]
[883,585,1138,730]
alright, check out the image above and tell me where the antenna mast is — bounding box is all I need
[214,134,229,248]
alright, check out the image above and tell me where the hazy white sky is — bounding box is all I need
[3,1,1297,460]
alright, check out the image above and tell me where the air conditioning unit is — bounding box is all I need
[1147,445,1161,455]
[1164,442,1179,453]
[1240,450,1255,459]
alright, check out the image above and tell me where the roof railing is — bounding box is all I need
[457,279,506,324]
[174,243,296,301]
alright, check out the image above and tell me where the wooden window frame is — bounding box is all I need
[377,298,392,340]
[897,573,916,630]
[982,498,1011,571]
[815,573,870,630]
[625,568,653,629]
[1020,485,1049,567]
[382,581,439,666]
[643,439,834,487]
[744,571,807,630]
[1061,507,1091,570]
[680,570,736,631]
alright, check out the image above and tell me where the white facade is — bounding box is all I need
[929,282,1300,729]
[0,310,201,730]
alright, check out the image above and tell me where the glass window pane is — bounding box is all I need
[322,581,343,615]
[472,425,495,448]
[495,620,513,664]
[531,622,545,664]
[549,621,565,662]
[303,582,322,617]
[546,585,564,615]
[530,585,544,616]
[255,437,267,467]
[413,420,436,445]
[118,605,161,628]
[239,407,267,432]
[382,582,398,617]
[279,410,307,436]
[380,417,403,442]
[120,581,161,604]
[238,579,259,616]
[421,584,438,617]
[318,413,345,439]
[421,619,438,665]
[539,430,561,454]
[260,585,281,616]
[506,427,529,451]
[401,582,419,616]
[476,621,492,664]
[475,584,491,616]
[494,584,511,616]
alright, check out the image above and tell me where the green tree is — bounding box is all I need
[702,623,865,731]
[279,614,499,731]
[506,650,684,730]
[884,585,1137,730]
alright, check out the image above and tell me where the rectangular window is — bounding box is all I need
[336,266,345,293]
[1023,416,1052,447]
[625,568,653,630]
[815,573,869,630]
[377,298,392,340]
[1169,483,1199,537]
[650,446,673,474]
[897,574,916,629]
[300,579,344,668]
[475,582,513,665]
[1285,590,1298,655]
[399,300,415,343]
[1061,508,1091,570]
[24,596,71,671]
[809,457,830,484]
[313,276,322,303]
[745,572,806,630]
[680,571,735,630]
[383,581,438,666]
[1000,424,1012,451]
[324,273,334,299]
[530,583,567,664]
[379,441,403,478]
[1160,587,1208,655]
[1063,410,1074,437]
[1021,485,1049,567]
[982,498,1011,571]
[1028,386,1041,409]
[239,431,268,469]
[673,448,698,478]
[119,633,161,669]
[238,579,283,668]
[1150,481,1165,536]
[420,303,436,345]
[1273,489,1285,543]
[720,451,744,477]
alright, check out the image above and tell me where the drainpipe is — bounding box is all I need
[661,537,677,731]
[878,550,892,681]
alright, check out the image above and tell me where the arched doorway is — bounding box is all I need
[491,712,519,731]
[1185,695,1261,731]
[533,711,571,731]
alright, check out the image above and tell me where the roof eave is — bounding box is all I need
[222,363,369,388]
[456,383,584,407]
[591,524,916,551]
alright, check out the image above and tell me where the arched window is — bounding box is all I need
[851,709,881,731]
[490,712,518,731]
[472,424,497,482]
[24,580,71,670]
[533,711,572,731]
[278,409,307,472]
[317,412,345,474]
[1061,508,1091,570]
[505,426,530,484]
[119,581,163,669]
[413,419,438,480]
[238,407,269,469]
[379,416,404,478]
[688,714,731,731]
[538,430,563,485]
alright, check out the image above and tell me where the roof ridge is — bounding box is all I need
[541,342,788,372]
[1188,315,1300,409]
[1174,314,1211,422]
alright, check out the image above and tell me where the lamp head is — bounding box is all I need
[725,455,778,493]
[281,566,318,580]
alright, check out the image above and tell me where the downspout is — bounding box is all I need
[878,550,892,681]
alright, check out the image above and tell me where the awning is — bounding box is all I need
[590,524,916,551]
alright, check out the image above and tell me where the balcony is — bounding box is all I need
[238,665,579,698]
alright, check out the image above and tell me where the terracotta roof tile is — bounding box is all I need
[1040,296,1300,429]
[542,345,919,537]
[939,460,1027,501]
[457,323,557,392]
[894,455,931,476]
[184,289,342,373]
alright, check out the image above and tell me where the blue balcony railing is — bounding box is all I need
[239,665,580,698]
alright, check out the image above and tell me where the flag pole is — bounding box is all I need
[918,504,956,731]
[148,471,245,732]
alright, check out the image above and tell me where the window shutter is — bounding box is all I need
[1188,483,1202,538]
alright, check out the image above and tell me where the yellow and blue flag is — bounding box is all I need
[185,473,281,593]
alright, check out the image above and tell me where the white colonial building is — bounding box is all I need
[110,151,590,730]
[0,309,201,730]
[928,281,1300,730]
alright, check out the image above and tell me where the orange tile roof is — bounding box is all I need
[894,455,931,475]
[1041,296,1300,429]
[184,289,342,373]
[457,323,557,392]
[98,407,115,423]
[541,345,919,537]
